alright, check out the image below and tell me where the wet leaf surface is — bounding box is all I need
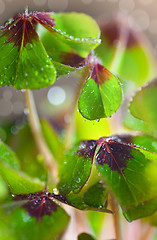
[59,135,157,221]
[0,11,100,88]
[0,12,56,89]
[58,141,97,194]
[78,63,122,120]
[94,136,157,221]
[38,12,100,77]
[0,140,45,194]
[14,190,58,222]
[0,198,69,240]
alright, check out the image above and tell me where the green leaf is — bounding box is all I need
[83,182,108,208]
[78,233,95,240]
[0,176,8,200]
[0,205,69,240]
[56,160,110,213]
[0,12,56,89]
[94,136,157,221]
[38,12,100,60]
[37,25,83,78]
[0,11,101,89]
[0,141,20,170]
[52,12,100,57]
[8,123,47,181]
[65,181,108,212]
[58,141,97,194]
[78,64,122,120]
[0,142,21,198]
[0,141,45,194]
[148,211,157,226]
[119,134,157,153]
[129,80,157,137]
[123,110,151,136]
[37,12,101,78]
[0,161,45,194]
[52,60,78,78]
[96,17,156,86]
[41,119,63,160]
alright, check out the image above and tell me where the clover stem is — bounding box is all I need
[110,194,122,240]
[24,89,58,183]
[61,207,91,240]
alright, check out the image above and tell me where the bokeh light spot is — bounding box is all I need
[47,86,66,106]
[129,9,150,31]
[119,0,135,13]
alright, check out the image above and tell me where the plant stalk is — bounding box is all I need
[110,194,122,240]
[24,89,58,183]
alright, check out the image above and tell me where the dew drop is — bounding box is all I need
[152,141,157,150]
[47,86,66,105]
[53,188,59,194]
[24,108,29,115]
[77,178,81,183]
[11,125,19,135]
[128,9,150,31]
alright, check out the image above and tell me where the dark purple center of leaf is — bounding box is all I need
[91,63,112,84]
[95,137,133,174]
[1,12,55,49]
[77,140,97,159]
[14,190,57,221]
[50,193,69,204]
[32,12,55,29]
[60,52,88,67]
[4,18,38,48]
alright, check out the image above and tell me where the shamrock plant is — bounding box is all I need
[0,9,157,240]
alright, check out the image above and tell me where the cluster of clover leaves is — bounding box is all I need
[0,9,157,240]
